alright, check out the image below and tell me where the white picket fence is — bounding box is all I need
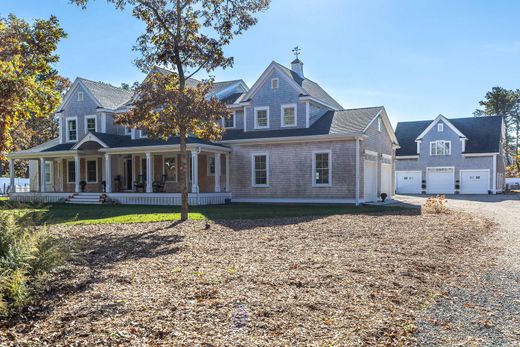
[0,178,30,195]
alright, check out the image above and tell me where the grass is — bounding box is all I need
[0,199,405,225]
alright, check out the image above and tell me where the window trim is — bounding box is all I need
[251,152,269,187]
[430,140,451,156]
[66,117,78,142]
[67,160,76,184]
[281,103,298,127]
[377,118,382,132]
[84,115,97,134]
[207,155,216,176]
[312,150,332,187]
[224,111,236,128]
[85,159,98,184]
[124,127,132,135]
[271,78,279,89]
[77,91,84,102]
[162,155,178,182]
[254,106,270,129]
[437,123,444,132]
[44,161,53,184]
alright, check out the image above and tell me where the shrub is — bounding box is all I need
[0,213,67,317]
[423,195,450,214]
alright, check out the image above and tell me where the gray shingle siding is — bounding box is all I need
[60,84,99,142]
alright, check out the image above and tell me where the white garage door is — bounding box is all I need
[460,170,490,194]
[427,167,455,194]
[364,160,377,202]
[380,163,393,198]
[396,171,422,194]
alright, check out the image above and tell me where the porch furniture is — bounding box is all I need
[153,174,167,193]
[133,175,146,192]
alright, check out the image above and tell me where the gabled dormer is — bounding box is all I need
[414,115,467,157]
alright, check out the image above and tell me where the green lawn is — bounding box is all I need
[0,199,406,225]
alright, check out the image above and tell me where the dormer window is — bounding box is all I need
[271,78,279,89]
[430,140,451,156]
[254,107,269,129]
[124,127,132,135]
[438,123,444,132]
[224,112,236,128]
[378,118,382,132]
[281,104,297,127]
[77,92,84,102]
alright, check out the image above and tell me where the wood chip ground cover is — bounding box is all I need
[0,210,496,346]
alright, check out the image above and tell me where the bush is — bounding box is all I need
[0,214,67,317]
[423,195,450,214]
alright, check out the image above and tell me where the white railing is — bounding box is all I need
[107,192,231,206]
[9,192,70,203]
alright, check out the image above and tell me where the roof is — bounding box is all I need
[395,116,503,156]
[78,78,134,109]
[273,62,343,109]
[222,106,383,141]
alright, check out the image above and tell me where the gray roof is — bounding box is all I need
[274,62,343,109]
[395,116,503,156]
[78,78,134,109]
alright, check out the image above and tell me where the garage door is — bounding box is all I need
[380,163,393,198]
[427,167,455,194]
[460,170,490,194]
[396,171,421,194]
[364,160,377,202]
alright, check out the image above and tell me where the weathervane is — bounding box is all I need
[292,46,301,60]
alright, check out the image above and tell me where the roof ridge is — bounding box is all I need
[397,115,503,124]
[78,77,133,93]
[337,106,384,112]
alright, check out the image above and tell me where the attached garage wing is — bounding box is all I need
[396,171,422,194]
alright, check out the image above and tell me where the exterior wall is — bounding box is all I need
[229,140,357,199]
[60,84,99,143]
[233,109,245,130]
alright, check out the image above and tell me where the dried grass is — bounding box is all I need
[422,195,450,214]
[0,210,496,346]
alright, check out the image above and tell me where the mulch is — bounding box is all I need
[0,209,497,346]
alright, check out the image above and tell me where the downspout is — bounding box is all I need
[492,153,497,194]
[355,138,360,206]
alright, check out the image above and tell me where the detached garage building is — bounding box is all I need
[395,115,506,195]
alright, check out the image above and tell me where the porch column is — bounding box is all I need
[225,153,230,192]
[105,154,112,193]
[40,158,46,193]
[191,151,199,193]
[146,152,153,193]
[214,153,221,192]
[9,159,15,193]
[74,155,81,193]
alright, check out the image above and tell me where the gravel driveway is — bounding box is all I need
[396,194,520,346]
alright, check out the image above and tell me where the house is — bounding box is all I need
[6,58,399,205]
[395,115,506,195]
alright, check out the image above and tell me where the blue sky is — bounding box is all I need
[2,0,520,126]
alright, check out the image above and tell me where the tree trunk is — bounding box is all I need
[179,129,189,221]
[516,119,520,172]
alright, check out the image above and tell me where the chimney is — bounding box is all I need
[291,58,304,78]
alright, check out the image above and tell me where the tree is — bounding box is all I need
[0,14,67,174]
[73,0,270,220]
[474,87,520,172]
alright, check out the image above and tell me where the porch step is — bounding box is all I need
[65,193,107,205]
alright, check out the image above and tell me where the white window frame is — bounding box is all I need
[430,140,451,156]
[77,91,84,102]
[438,123,444,132]
[251,153,269,187]
[312,150,332,187]
[66,117,78,142]
[271,78,279,89]
[124,127,132,135]
[254,106,269,129]
[224,111,236,128]
[67,160,76,184]
[207,155,215,176]
[140,130,148,138]
[44,161,53,184]
[85,159,98,183]
[162,156,178,182]
[281,103,297,127]
[377,118,382,132]
[85,115,97,133]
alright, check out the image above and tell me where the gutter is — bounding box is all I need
[219,133,367,145]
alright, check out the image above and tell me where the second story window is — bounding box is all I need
[281,104,297,127]
[224,112,235,128]
[77,92,84,102]
[125,127,132,135]
[254,107,269,129]
[437,123,444,132]
[430,140,451,156]
[271,78,279,89]
[85,116,96,133]
[67,118,77,142]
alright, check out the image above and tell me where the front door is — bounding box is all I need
[125,159,133,190]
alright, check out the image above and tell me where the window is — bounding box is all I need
[44,162,52,184]
[207,156,215,176]
[163,156,177,182]
[224,112,236,128]
[86,160,97,183]
[281,104,297,127]
[313,151,332,186]
[67,160,76,183]
[124,127,132,135]
[252,154,268,187]
[378,118,382,132]
[140,130,148,138]
[254,107,269,129]
[77,92,84,102]
[271,78,279,89]
[430,141,451,156]
[67,118,77,142]
[85,116,96,133]
[437,123,444,132]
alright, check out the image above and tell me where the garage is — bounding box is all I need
[396,171,422,194]
[427,167,455,194]
[460,169,490,194]
[380,162,393,198]
[364,160,377,202]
